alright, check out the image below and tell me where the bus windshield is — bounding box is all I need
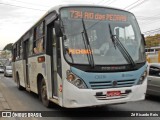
[60,7,145,65]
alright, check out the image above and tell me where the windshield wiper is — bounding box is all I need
[108,24,136,67]
[65,47,74,63]
[81,19,95,68]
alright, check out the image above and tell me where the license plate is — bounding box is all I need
[107,91,121,97]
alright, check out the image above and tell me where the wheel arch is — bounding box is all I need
[37,73,44,94]
[16,71,19,83]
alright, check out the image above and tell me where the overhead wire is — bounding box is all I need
[96,0,106,4]
[143,28,160,34]
[126,0,149,10]
[0,2,46,11]
[97,0,112,5]
[105,0,117,5]
[7,0,50,7]
[123,0,140,9]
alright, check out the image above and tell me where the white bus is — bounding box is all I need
[12,4,147,108]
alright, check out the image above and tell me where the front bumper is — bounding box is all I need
[62,78,147,108]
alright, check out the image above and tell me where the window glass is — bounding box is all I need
[16,43,19,60]
[60,7,145,65]
[149,66,160,77]
[28,33,33,56]
[34,21,45,54]
[36,22,44,39]
[19,41,23,59]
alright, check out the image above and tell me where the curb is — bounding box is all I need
[0,86,17,120]
[0,91,11,111]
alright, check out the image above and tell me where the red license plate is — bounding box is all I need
[107,91,121,97]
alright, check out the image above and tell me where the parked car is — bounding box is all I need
[147,63,160,96]
[4,66,12,77]
[0,59,8,73]
[0,64,4,73]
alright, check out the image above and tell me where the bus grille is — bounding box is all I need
[95,93,128,100]
[89,79,136,89]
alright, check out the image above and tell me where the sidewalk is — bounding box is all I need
[0,83,17,120]
[0,77,38,120]
[0,83,36,120]
[0,87,11,111]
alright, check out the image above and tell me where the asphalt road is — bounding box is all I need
[0,73,160,120]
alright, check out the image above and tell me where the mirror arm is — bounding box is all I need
[141,34,146,46]
[55,20,63,37]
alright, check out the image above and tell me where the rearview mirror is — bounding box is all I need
[141,34,146,46]
[55,21,63,37]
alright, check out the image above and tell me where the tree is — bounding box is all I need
[3,43,13,51]
[145,34,160,47]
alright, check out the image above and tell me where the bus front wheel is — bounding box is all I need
[40,79,51,107]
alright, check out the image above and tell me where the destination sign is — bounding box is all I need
[68,48,92,55]
[69,9,127,21]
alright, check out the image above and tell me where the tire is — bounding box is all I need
[38,81,42,101]
[16,74,23,90]
[40,78,52,107]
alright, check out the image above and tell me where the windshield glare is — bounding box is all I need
[60,7,145,65]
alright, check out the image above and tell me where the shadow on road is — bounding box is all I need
[145,95,160,102]
[26,91,128,117]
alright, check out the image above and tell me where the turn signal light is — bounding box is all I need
[67,74,75,81]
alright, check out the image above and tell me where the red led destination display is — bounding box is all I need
[69,9,127,21]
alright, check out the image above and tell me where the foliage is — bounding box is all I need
[3,43,13,51]
[145,34,160,47]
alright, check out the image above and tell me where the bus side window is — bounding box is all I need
[19,41,23,59]
[16,42,20,60]
[12,46,16,62]
[34,38,44,54]
[33,21,45,54]
[28,33,33,56]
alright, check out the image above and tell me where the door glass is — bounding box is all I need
[52,28,58,96]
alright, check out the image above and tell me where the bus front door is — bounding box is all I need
[52,27,59,98]
[47,24,59,98]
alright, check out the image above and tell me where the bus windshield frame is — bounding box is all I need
[59,6,146,66]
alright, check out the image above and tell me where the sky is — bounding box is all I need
[0,0,160,50]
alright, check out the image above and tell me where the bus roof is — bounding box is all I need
[13,4,134,46]
[48,4,130,14]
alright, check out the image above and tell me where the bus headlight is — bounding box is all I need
[73,79,87,89]
[67,73,75,81]
[137,70,147,85]
[66,72,87,89]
